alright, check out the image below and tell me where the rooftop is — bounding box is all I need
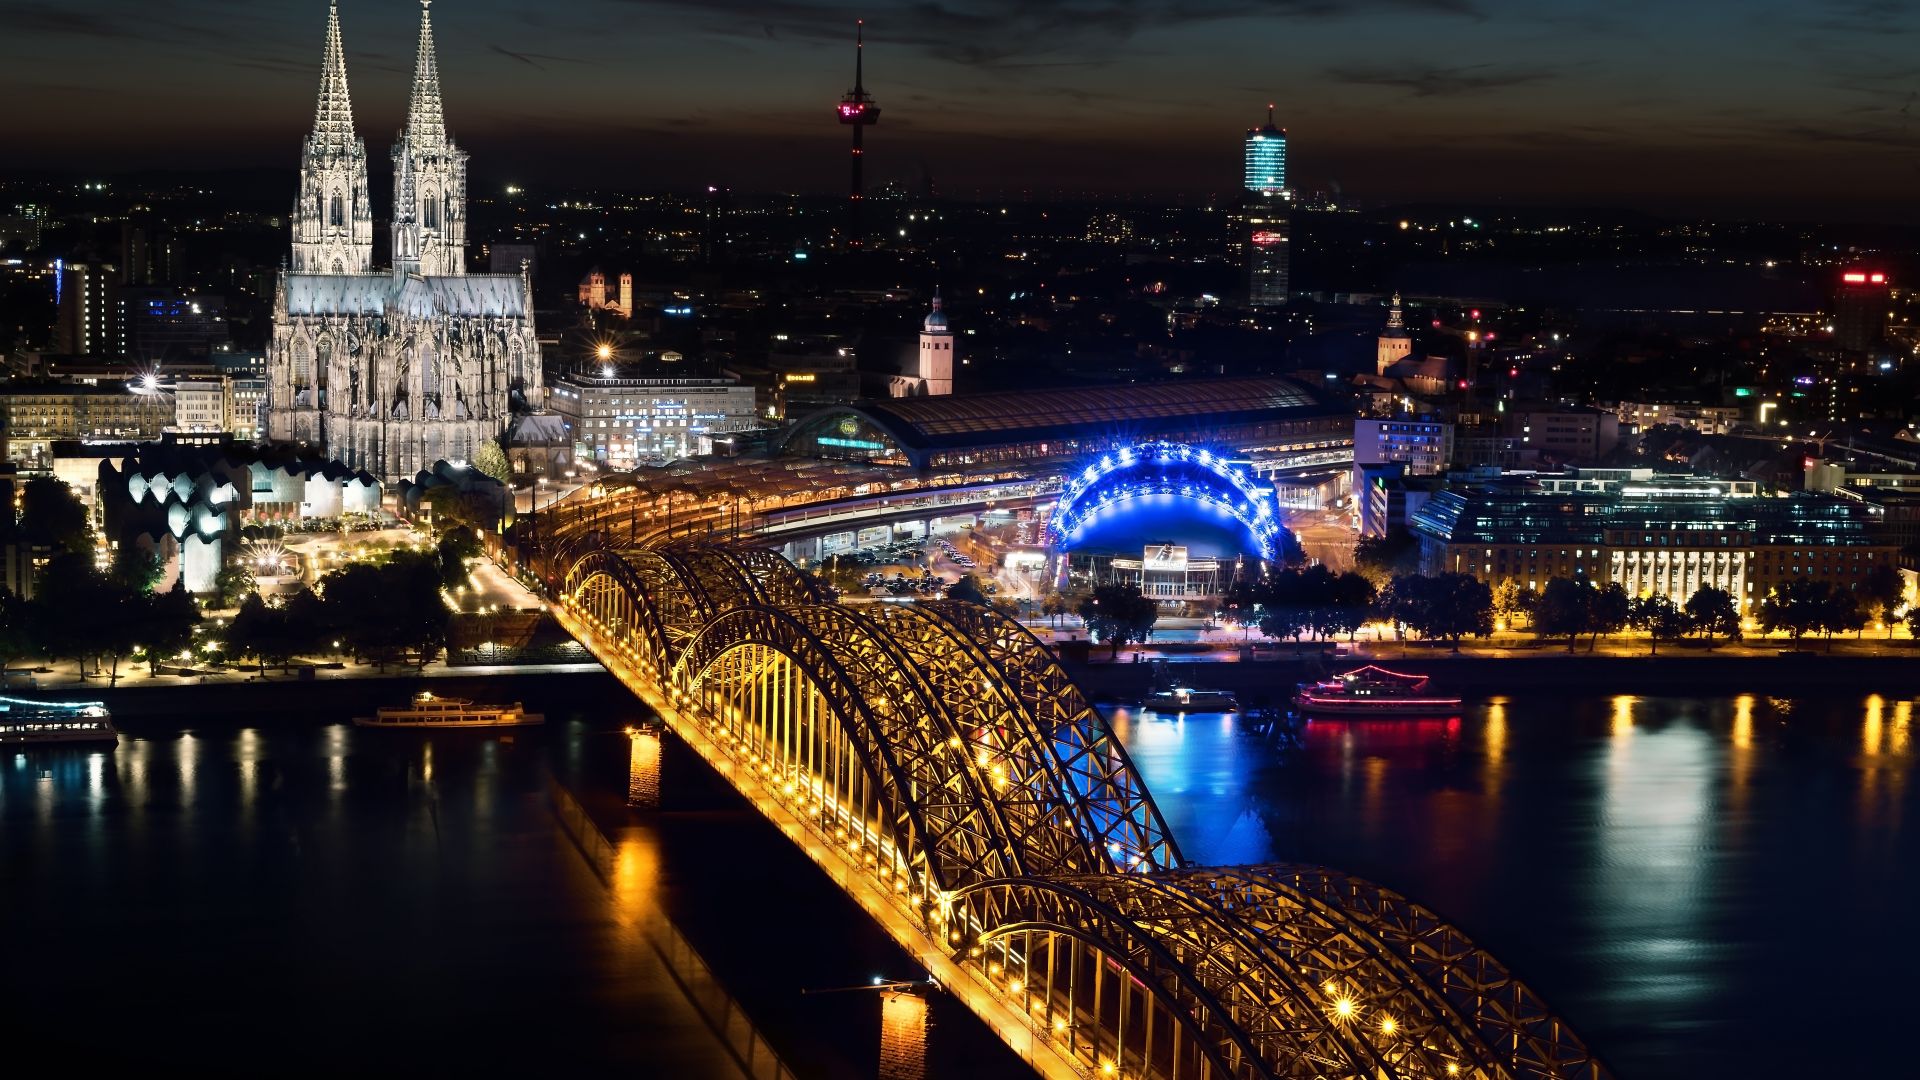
[823,376,1329,451]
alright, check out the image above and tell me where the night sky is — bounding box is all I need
[8,0,1920,218]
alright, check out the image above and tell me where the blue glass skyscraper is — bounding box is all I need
[1244,105,1287,194]
[1241,105,1290,307]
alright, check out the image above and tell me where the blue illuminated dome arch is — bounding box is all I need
[1049,441,1282,561]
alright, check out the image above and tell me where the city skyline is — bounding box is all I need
[9,0,1920,220]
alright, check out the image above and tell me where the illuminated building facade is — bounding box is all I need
[99,436,380,594]
[0,383,175,468]
[1411,471,1895,610]
[579,269,634,317]
[265,1,543,482]
[1377,294,1413,373]
[549,373,758,466]
[54,261,116,356]
[1244,105,1287,192]
[1834,269,1891,354]
[887,293,953,398]
[1242,107,1291,308]
[1355,418,1453,476]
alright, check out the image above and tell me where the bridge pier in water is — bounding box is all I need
[557,543,1607,1080]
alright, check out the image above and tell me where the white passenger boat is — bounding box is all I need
[355,691,544,729]
[0,696,118,746]
[1144,685,1241,712]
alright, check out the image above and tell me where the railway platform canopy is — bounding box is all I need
[779,377,1352,471]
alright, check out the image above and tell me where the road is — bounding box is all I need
[1285,508,1356,572]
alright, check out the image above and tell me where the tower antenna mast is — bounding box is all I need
[836,19,881,249]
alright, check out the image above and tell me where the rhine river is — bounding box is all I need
[5,683,1917,1078]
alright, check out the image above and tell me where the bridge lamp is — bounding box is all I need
[1333,996,1357,1021]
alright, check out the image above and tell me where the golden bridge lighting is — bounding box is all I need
[554,542,1604,1080]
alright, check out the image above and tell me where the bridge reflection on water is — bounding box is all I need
[558,542,1606,1080]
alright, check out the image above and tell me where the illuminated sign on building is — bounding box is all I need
[1250,231,1285,246]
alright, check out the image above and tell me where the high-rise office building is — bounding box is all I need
[54,261,118,356]
[1244,106,1287,194]
[1242,106,1291,308]
[1834,269,1890,354]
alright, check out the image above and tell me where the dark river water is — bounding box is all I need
[5,686,1916,1078]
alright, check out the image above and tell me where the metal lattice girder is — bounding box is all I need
[1225,866,1606,1080]
[913,601,1183,873]
[951,876,1282,1080]
[562,550,673,671]
[672,603,1021,891]
[854,604,1123,880]
[958,868,1604,1080]
[728,548,833,607]
[559,541,1607,1080]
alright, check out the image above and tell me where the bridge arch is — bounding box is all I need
[554,542,1608,1080]
[1051,441,1282,561]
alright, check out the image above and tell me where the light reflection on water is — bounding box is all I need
[1106,691,1920,1079]
[0,710,1031,1079]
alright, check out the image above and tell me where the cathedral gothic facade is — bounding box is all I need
[266,1,542,482]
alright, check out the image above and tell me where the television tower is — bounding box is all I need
[835,20,880,249]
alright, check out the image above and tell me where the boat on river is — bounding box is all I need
[1144,684,1241,712]
[0,696,118,746]
[355,691,544,730]
[1293,666,1461,717]
[1143,662,1239,713]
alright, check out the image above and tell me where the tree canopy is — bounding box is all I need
[1078,582,1159,658]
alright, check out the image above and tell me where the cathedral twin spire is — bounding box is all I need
[405,0,448,147]
[310,1,357,157]
[291,0,372,273]
[293,1,463,278]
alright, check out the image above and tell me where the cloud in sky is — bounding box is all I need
[5,0,1920,216]
[1324,63,1557,97]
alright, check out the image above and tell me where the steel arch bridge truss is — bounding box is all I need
[558,544,1605,1080]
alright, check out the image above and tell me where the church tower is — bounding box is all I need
[916,291,953,396]
[392,0,467,277]
[1377,293,1413,375]
[290,1,372,274]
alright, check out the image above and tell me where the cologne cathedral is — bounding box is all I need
[265,1,542,481]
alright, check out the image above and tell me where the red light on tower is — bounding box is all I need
[1469,308,1482,320]
[836,20,881,249]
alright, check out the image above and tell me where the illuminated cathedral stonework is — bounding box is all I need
[266,1,542,482]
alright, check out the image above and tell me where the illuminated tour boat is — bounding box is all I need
[356,691,544,730]
[1293,666,1462,717]
[0,697,119,746]
[1145,684,1241,713]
